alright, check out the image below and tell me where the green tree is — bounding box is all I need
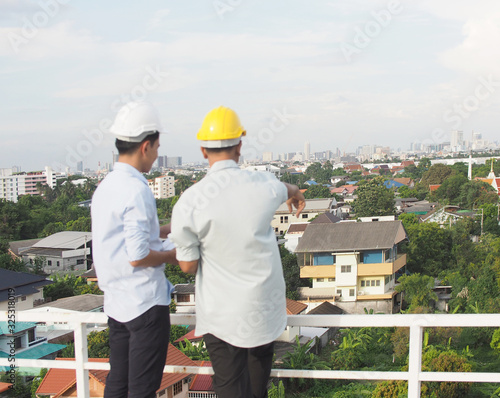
[175,175,193,194]
[395,274,438,310]
[397,213,419,230]
[268,380,285,398]
[170,325,189,344]
[420,164,456,186]
[164,263,195,285]
[280,245,300,300]
[177,338,210,360]
[282,336,330,391]
[351,177,395,217]
[60,329,110,358]
[30,368,48,398]
[303,184,332,199]
[431,174,468,204]
[491,328,500,355]
[404,222,453,275]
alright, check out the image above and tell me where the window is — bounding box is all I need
[47,260,52,266]
[57,261,60,267]
[28,329,35,342]
[173,381,182,395]
[385,276,390,284]
[349,289,355,296]
[336,289,342,297]
[14,336,22,349]
[341,265,351,273]
[177,295,191,303]
[328,278,335,282]
[302,214,308,219]
[371,280,376,287]
[317,278,324,282]
[279,216,289,223]
[158,390,166,396]
[361,280,365,287]
[376,280,381,287]
[21,296,26,301]
[77,259,85,265]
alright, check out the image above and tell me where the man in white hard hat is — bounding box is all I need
[91,101,176,398]
[171,106,306,398]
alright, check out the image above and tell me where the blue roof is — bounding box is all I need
[346,181,358,185]
[0,343,65,359]
[0,322,36,335]
[384,180,405,189]
[305,180,318,185]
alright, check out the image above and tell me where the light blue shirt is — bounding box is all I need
[171,160,288,348]
[91,162,173,323]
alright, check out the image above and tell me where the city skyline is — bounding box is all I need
[1,1,499,171]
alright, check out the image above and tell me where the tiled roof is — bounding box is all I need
[158,344,198,392]
[310,212,341,224]
[173,284,195,294]
[36,294,103,312]
[0,321,36,335]
[286,224,308,233]
[37,345,197,396]
[295,221,407,253]
[393,177,412,186]
[0,269,52,303]
[429,184,441,192]
[286,298,307,315]
[174,329,203,343]
[307,301,344,315]
[36,358,109,396]
[189,361,214,392]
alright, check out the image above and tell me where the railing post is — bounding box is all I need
[407,324,423,398]
[73,322,90,398]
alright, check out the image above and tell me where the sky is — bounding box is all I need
[1,0,500,171]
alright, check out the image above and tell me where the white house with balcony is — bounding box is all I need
[295,220,408,314]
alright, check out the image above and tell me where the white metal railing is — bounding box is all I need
[1,311,499,398]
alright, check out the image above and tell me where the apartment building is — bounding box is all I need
[295,220,408,314]
[148,175,176,199]
[0,166,66,202]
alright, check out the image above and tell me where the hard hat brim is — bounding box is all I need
[199,137,242,148]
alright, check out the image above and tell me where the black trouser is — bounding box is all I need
[105,305,170,398]
[204,333,274,398]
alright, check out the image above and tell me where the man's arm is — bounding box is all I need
[159,223,171,239]
[130,248,178,267]
[178,259,199,274]
[283,183,306,217]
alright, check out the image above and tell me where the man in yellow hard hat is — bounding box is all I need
[171,106,305,398]
[92,101,176,398]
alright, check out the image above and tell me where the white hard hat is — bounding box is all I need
[110,101,164,142]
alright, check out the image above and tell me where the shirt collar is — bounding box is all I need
[207,159,240,174]
[113,162,148,184]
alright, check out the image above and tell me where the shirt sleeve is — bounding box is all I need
[123,191,152,262]
[170,198,201,262]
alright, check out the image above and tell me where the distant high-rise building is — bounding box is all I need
[450,130,464,150]
[158,155,166,168]
[77,161,83,173]
[262,152,273,162]
[166,156,182,167]
[304,141,310,161]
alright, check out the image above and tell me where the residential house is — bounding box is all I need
[173,284,196,314]
[343,163,364,173]
[27,294,105,343]
[295,220,408,314]
[8,238,42,259]
[272,198,337,235]
[36,344,197,398]
[0,269,52,311]
[0,322,65,375]
[310,212,341,225]
[283,223,308,253]
[277,299,308,343]
[21,231,92,274]
[420,205,475,227]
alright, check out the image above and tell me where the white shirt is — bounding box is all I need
[171,160,288,348]
[91,162,173,323]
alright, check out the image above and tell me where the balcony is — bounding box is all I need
[300,253,407,278]
[1,310,500,398]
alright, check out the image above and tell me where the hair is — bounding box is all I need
[115,132,160,155]
[203,144,239,155]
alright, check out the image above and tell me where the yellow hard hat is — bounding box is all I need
[197,106,246,148]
